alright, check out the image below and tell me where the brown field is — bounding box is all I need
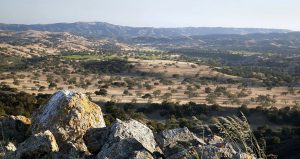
[1,58,299,108]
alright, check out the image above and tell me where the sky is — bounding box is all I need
[0,0,299,30]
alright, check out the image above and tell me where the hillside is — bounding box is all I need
[0,22,290,38]
[0,26,300,158]
[1,29,300,58]
[128,32,300,54]
[0,30,135,57]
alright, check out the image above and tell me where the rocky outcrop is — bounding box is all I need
[94,119,161,159]
[199,145,256,159]
[0,115,31,143]
[155,127,251,159]
[2,90,259,159]
[31,90,106,152]
[5,130,59,159]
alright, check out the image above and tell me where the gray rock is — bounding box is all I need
[96,119,160,159]
[167,147,199,159]
[198,145,234,159]
[97,138,145,159]
[83,127,111,154]
[156,127,205,150]
[155,127,205,158]
[31,90,106,152]
[42,150,87,159]
[111,119,160,153]
[132,150,155,159]
[4,130,59,159]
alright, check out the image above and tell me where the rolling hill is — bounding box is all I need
[0,22,290,38]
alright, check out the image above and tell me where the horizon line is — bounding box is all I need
[0,21,294,31]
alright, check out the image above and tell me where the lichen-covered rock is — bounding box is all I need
[5,142,17,152]
[4,130,59,159]
[31,90,106,152]
[96,119,161,159]
[0,142,17,158]
[207,135,224,145]
[3,115,31,125]
[0,115,31,143]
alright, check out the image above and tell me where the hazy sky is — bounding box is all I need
[0,0,299,30]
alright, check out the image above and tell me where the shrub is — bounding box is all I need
[95,88,108,96]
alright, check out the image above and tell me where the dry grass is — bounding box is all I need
[1,59,299,108]
[214,113,266,158]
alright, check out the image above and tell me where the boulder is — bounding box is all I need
[31,90,106,152]
[0,115,31,143]
[96,119,161,159]
[4,130,59,159]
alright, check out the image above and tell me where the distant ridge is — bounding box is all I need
[0,22,290,38]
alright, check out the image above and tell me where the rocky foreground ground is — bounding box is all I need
[0,90,256,159]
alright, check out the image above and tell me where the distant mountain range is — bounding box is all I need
[127,32,300,54]
[0,22,291,38]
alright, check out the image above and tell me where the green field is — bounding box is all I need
[134,55,161,60]
[228,50,263,56]
[62,55,122,60]
[62,55,161,60]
